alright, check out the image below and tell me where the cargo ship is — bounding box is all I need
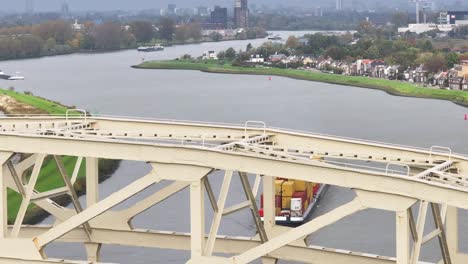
[259,179,327,226]
[137,44,164,52]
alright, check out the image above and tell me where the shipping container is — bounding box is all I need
[281,181,295,197]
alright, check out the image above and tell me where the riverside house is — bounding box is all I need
[448,62,468,90]
[249,54,265,63]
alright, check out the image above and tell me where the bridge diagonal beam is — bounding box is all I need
[7,160,26,196]
[410,201,428,264]
[11,154,45,238]
[204,170,233,256]
[431,203,452,264]
[239,171,268,243]
[33,169,161,249]
[53,155,92,240]
[124,181,189,221]
[203,177,218,213]
[232,198,366,264]
[70,157,83,185]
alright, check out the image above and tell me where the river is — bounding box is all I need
[0,30,467,263]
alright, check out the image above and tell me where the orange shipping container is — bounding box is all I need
[282,196,292,209]
[281,181,295,197]
[275,180,284,195]
[294,180,307,192]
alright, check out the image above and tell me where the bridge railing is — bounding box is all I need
[0,114,464,158]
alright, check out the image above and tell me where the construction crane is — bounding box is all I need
[411,0,433,24]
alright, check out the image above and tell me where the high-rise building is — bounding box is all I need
[211,6,228,29]
[167,4,177,15]
[336,0,343,10]
[197,6,210,16]
[315,7,323,17]
[61,1,69,17]
[234,0,249,28]
[26,0,34,14]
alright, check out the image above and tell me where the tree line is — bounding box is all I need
[0,19,204,60]
[280,23,467,73]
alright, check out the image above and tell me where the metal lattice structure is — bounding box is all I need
[0,115,466,264]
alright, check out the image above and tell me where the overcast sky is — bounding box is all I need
[0,0,462,12]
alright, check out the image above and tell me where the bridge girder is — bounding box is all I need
[0,117,465,264]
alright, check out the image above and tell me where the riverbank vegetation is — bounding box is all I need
[136,59,468,107]
[0,89,120,223]
[0,18,267,61]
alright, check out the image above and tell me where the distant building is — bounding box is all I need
[72,19,84,32]
[234,0,249,29]
[315,7,323,17]
[203,51,218,60]
[211,6,228,29]
[26,0,34,14]
[196,6,210,16]
[61,2,69,17]
[447,11,468,25]
[399,11,468,34]
[167,4,177,15]
[249,54,264,63]
[336,0,343,10]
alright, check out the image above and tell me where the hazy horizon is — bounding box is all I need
[0,0,465,12]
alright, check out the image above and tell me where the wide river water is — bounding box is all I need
[0,31,467,263]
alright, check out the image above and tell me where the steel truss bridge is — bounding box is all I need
[0,115,466,264]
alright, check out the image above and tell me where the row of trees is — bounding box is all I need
[0,20,139,60]
[282,30,463,72]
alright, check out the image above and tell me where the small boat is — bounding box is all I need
[8,72,25,81]
[0,70,9,80]
[137,45,164,52]
[267,35,282,41]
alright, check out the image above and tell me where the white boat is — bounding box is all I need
[8,72,25,81]
[267,35,282,41]
[137,45,164,52]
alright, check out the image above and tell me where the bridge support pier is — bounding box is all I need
[262,175,278,264]
[85,157,102,263]
[396,210,410,264]
[190,178,205,259]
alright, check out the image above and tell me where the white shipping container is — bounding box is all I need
[291,198,302,211]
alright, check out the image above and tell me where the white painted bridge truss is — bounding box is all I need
[0,116,466,264]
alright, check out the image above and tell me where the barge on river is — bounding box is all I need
[260,179,328,226]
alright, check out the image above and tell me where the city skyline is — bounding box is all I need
[0,0,464,12]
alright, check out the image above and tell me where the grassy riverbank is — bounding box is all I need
[0,89,120,223]
[0,90,70,115]
[135,60,468,107]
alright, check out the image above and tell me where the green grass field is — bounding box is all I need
[136,60,468,106]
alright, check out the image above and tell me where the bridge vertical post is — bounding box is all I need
[0,153,13,257]
[262,175,278,264]
[0,158,8,238]
[446,206,458,262]
[263,175,276,235]
[396,210,410,264]
[86,157,99,208]
[85,157,101,262]
[190,178,205,258]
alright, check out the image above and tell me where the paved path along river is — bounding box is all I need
[0,31,467,263]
